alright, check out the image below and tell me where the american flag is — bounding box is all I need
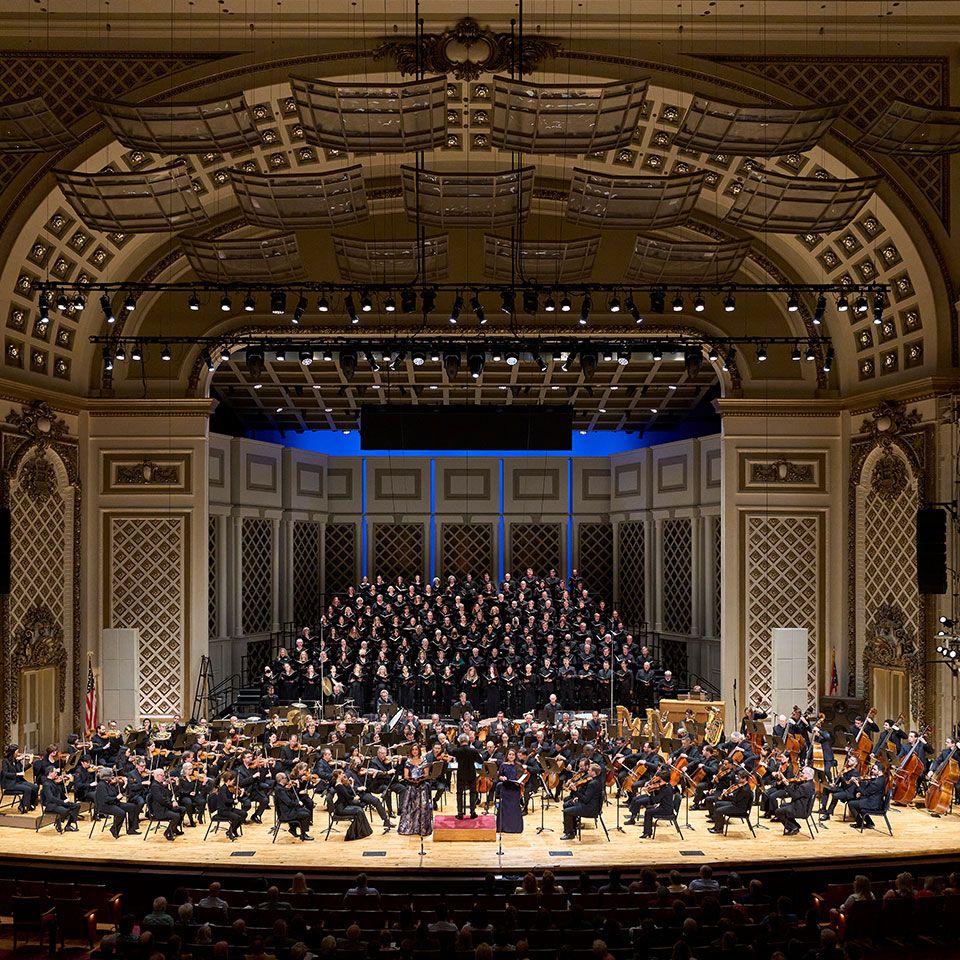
[84,657,97,734]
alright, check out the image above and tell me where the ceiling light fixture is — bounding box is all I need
[270,289,287,315]
[219,293,232,313]
[293,295,307,324]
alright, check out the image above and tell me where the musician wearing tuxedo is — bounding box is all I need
[235,752,272,822]
[771,767,816,836]
[560,763,604,840]
[40,768,81,832]
[148,770,184,841]
[847,763,886,829]
[211,772,246,840]
[640,768,676,840]
[451,735,484,819]
[96,770,141,838]
[707,773,753,834]
[819,756,860,821]
[273,772,313,840]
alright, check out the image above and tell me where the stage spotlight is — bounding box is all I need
[220,346,230,363]
[121,293,136,314]
[650,289,665,313]
[293,295,307,324]
[243,292,256,313]
[339,349,358,379]
[579,294,591,325]
[805,342,816,362]
[723,293,736,313]
[400,288,417,313]
[708,345,719,362]
[523,289,539,314]
[359,291,372,313]
[421,288,437,313]
[299,350,314,366]
[617,350,631,367]
[274,345,287,362]
[626,295,642,323]
[823,347,834,372]
[692,293,706,313]
[100,293,115,324]
[544,294,556,312]
[491,346,503,361]
[837,293,849,312]
[443,349,461,379]
[672,293,684,312]
[317,294,329,313]
[73,293,85,312]
[873,293,885,325]
[684,348,702,376]
[470,292,485,325]
[791,345,801,362]
[219,293,232,313]
[161,343,172,362]
[505,347,520,367]
[449,293,464,325]
[533,352,548,372]
[854,293,869,315]
[344,294,360,325]
[102,347,113,371]
[813,294,826,325]
[39,294,49,320]
[609,295,621,313]
[125,342,139,362]
[651,344,663,361]
[188,291,200,311]
[246,348,264,379]
[270,289,287,315]
[723,346,737,371]
[580,348,598,379]
[560,295,572,313]
[391,350,406,371]
[321,347,333,362]
[52,292,67,312]
[940,616,955,627]
[203,349,215,372]
[602,346,614,362]
[787,293,799,312]
[468,350,486,379]
[756,344,767,361]
[115,343,127,361]
[384,293,396,313]
[364,349,380,372]
[411,349,426,367]
[500,289,516,315]
[561,349,576,373]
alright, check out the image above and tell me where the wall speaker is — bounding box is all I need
[0,505,10,596]
[917,507,948,595]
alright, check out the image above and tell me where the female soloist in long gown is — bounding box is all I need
[496,749,525,834]
[398,746,434,837]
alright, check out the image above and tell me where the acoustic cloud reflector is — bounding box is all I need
[483,235,600,283]
[625,237,751,284]
[490,75,649,154]
[401,165,534,227]
[0,96,77,152]
[566,168,705,229]
[55,161,209,233]
[181,234,306,283]
[290,75,449,153]
[332,235,449,283]
[852,99,960,154]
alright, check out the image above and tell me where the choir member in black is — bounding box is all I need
[211,771,245,840]
[94,770,140,837]
[398,666,417,710]
[501,664,519,715]
[235,752,272,822]
[301,664,323,701]
[440,665,457,714]
[614,661,634,710]
[347,665,366,710]
[771,767,816,836]
[484,665,501,716]
[707,772,753,834]
[273,772,313,840]
[640,768,676,839]
[635,662,657,710]
[40,767,81,832]
[1,746,39,812]
[260,684,280,714]
[539,659,556,701]
[847,762,886,829]
[148,769,184,841]
[277,662,300,703]
[656,670,677,704]
[520,664,538,714]
[332,769,373,841]
[560,762,604,840]
[596,660,613,710]
[558,657,577,706]
[496,747,525,834]
[419,664,439,715]
[577,660,595,711]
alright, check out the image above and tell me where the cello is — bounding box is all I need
[854,707,879,777]
[924,747,959,816]
[891,725,932,806]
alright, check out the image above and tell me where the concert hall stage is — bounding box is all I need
[1,801,957,878]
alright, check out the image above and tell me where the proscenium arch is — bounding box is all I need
[0,45,949,402]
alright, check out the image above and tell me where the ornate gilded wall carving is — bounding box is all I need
[508,522,562,577]
[241,517,273,635]
[617,521,646,628]
[9,604,67,721]
[0,400,80,744]
[109,515,184,719]
[745,513,821,711]
[292,520,322,628]
[661,518,693,635]
[577,522,613,604]
[439,523,493,581]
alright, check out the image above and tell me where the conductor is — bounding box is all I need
[451,734,484,820]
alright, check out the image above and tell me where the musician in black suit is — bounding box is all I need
[451,735,485,819]
[561,763,604,840]
[1,746,40,812]
[40,768,81,832]
[331,770,373,841]
[847,763,886,830]
[819,756,860,821]
[148,770,184,841]
[897,731,934,772]
[96,770,141,837]
[707,773,753,834]
[211,772,245,840]
[771,767,816,836]
[640,771,676,840]
[274,772,313,840]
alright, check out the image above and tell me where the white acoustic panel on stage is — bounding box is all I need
[100,628,140,729]
[771,627,808,718]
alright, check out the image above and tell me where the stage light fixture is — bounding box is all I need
[650,289,665,313]
[534,352,548,372]
[791,345,801,362]
[100,293,115,324]
[470,292,485,325]
[579,295,591,326]
[602,347,613,362]
[805,342,816,362]
[384,293,396,312]
[421,288,437,313]
[203,349,215,371]
[271,289,287,315]
[293,295,307,324]
[102,347,113,371]
[411,349,426,367]
[39,294,49,320]
[322,347,333,362]
[359,290,373,312]
[941,617,956,627]
[505,348,520,367]
[813,294,826,325]
[609,295,621,313]
[468,350,485,379]
[430,348,441,362]
[400,288,417,313]
[364,349,380,372]
[684,348,702,376]
[561,349,576,373]
[246,348,264,379]
[443,349,461,379]
[299,350,314,366]
[115,343,126,361]
[220,346,230,362]
[339,349,358,379]
[73,293,85,312]
[240,292,255,313]
[756,344,767,361]
[161,343,172,362]
[652,344,663,361]
[344,294,360,325]
[219,293,232,313]
[693,293,705,313]
[274,346,287,362]
[560,295,572,313]
[188,291,200,311]
[823,347,834,372]
[626,296,642,323]
[708,345,719,362]
[120,293,135,313]
[854,293,869,315]
[544,294,556,312]
[873,293,885,325]
[837,293,849,312]
[617,350,630,367]
[449,293,464,325]
[55,292,68,312]
[723,293,736,313]
[317,294,329,313]
[500,289,516,315]
[580,348,598,379]
[787,293,799,312]
[672,293,684,312]
[523,289,538,314]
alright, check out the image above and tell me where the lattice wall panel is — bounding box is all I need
[109,516,184,719]
[508,523,562,578]
[10,455,66,632]
[745,514,820,711]
[439,523,493,581]
[617,521,646,627]
[293,521,322,629]
[241,517,273,635]
[713,521,723,639]
[208,517,218,639]
[372,523,425,582]
[324,523,357,596]
[577,522,613,604]
[662,518,693,635]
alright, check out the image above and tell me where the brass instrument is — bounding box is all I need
[704,705,723,747]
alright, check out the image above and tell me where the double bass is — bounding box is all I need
[854,707,878,776]
[891,725,931,806]
[924,747,959,816]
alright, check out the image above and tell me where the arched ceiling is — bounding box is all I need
[0,11,954,423]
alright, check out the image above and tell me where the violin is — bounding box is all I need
[565,771,591,793]
[639,775,667,795]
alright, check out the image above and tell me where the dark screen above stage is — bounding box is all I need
[360,405,574,450]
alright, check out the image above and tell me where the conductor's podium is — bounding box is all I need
[433,814,497,842]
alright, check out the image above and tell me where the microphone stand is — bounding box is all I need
[495,784,504,857]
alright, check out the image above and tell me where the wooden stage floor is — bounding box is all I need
[1,799,958,876]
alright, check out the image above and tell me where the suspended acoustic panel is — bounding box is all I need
[724,168,879,232]
[181,234,306,283]
[566,168,705,229]
[852,99,960,154]
[484,234,600,283]
[625,237,751,283]
[400,165,534,227]
[332,235,449,283]
[0,96,78,152]
[94,95,260,154]
[55,162,209,233]
[229,165,368,229]
[290,75,448,153]
[672,94,842,156]
[490,75,648,154]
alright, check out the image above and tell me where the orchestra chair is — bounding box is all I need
[270,800,283,844]
[202,794,241,842]
[0,787,18,811]
[648,792,685,841]
[87,798,110,840]
[852,787,895,837]
[141,799,163,841]
[722,812,757,838]
[575,810,611,842]
[324,805,357,841]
